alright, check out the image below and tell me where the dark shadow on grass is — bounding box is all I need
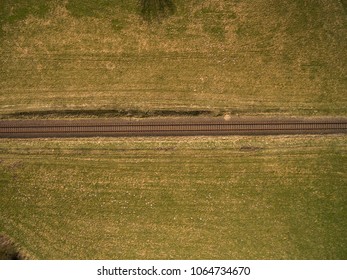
[341,0,347,13]
[140,0,176,22]
[0,234,25,260]
[239,146,264,152]
[1,109,218,119]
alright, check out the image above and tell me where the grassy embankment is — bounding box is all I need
[0,135,346,259]
[0,0,346,118]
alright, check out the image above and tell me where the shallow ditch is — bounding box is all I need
[1,109,219,120]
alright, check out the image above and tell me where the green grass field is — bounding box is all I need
[1,0,346,261]
[1,0,346,117]
[0,135,346,259]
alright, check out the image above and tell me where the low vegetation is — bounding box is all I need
[140,0,176,21]
[0,135,346,259]
[0,0,346,117]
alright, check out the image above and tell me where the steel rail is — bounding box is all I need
[1,125,346,132]
[0,118,346,138]
[0,122,345,129]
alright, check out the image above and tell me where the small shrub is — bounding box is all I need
[140,0,176,22]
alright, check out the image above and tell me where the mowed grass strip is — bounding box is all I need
[0,135,346,259]
[0,0,346,117]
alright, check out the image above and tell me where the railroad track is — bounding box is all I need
[0,118,346,138]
